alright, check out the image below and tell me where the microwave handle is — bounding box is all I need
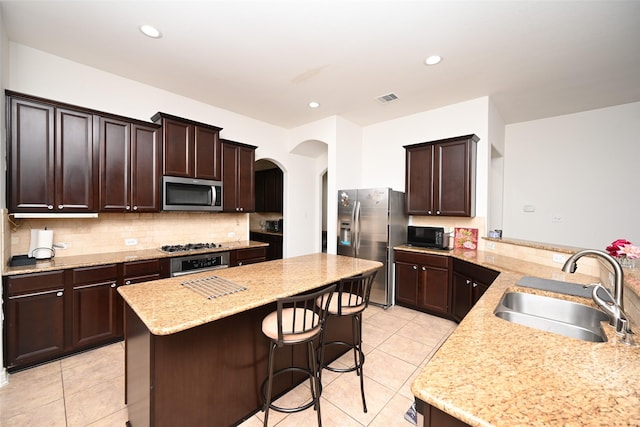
[211,185,217,207]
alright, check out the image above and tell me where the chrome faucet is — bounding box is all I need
[562,249,633,339]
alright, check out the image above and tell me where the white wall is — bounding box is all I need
[0,3,9,387]
[504,102,640,249]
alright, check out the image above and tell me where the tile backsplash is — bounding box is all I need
[5,211,248,259]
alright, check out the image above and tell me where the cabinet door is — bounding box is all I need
[237,145,255,212]
[222,142,239,211]
[163,118,193,177]
[435,139,472,216]
[98,116,130,211]
[5,271,66,369]
[395,261,419,306]
[452,271,473,321]
[405,144,434,215]
[194,125,221,180]
[254,170,266,212]
[71,265,119,349]
[55,107,95,212]
[8,97,55,212]
[419,265,450,316]
[131,123,161,211]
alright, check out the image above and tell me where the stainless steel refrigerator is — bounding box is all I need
[337,188,408,308]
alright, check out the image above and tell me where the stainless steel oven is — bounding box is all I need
[168,251,230,277]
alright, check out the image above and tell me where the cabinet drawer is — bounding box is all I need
[123,259,160,278]
[395,250,449,268]
[6,270,66,296]
[235,247,267,261]
[71,264,118,285]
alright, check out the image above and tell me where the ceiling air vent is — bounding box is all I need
[376,93,399,104]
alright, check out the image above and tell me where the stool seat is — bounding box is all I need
[318,292,364,316]
[262,308,320,343]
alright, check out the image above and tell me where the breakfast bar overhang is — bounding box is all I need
[118,253,383,427]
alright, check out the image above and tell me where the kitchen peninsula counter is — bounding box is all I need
[399,246,640,426]
[120,253,382,427]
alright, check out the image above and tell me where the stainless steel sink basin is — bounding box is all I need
[494,291,609,342]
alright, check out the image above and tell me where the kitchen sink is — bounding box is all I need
[494,291,610,342]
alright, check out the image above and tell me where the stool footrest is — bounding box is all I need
[261,366,322,414]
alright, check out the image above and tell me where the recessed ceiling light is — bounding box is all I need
[425,55,442,65]
[308,101,320,108]
[139,24,162,39]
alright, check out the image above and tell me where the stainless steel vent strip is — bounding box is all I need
[181,275,247,299]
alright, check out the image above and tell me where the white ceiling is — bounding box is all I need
[1,0,639,129]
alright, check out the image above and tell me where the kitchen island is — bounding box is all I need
[118,253,382,427]
[408,248,640,427]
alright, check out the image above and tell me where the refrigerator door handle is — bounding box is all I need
[354,200,361,257]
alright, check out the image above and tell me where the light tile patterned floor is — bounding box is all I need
[0,305,456,426]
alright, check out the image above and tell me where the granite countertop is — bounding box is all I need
[250,229,283,236]
[118,253,382,336]
[3,240,268,276]
[396,246,640,426]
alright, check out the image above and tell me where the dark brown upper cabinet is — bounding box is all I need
[221,139,256,213]
[152,112,223,181]
[255,168,283,213]
[404,134,478,217]
[97,116,161,212]
[7,92,97,213]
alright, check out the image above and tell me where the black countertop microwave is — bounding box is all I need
[407,226,450,249]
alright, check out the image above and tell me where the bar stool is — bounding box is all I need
[317,270,377,413]
[261,284,336,427]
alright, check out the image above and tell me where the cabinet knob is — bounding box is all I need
[436,210,441,215]
[239,207,244,212]
[472,282,478,288]
[133,206,138,211]
[126,205,131,210]
[238,261,243,266]
[413,265,417,270]
[111,283,117,288]
[125,280,132,285]
[58,204,64,210]
[427,210,432,215]
[422,266,426,271]
[56,291,63,297]
[47,205,54,210]
[466,279,471,285]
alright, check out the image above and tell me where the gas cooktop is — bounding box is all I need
[160,242,227,253]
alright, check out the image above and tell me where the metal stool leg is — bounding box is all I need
[354,314,367,413]
[263,341,277,427]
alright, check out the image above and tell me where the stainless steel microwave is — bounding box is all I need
[407,226,450,249]
[162,176,223,212]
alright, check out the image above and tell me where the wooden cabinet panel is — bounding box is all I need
[194,125,221,180]
[222,140,256,212]
[131,123,161,211]
[250,232,283,260]
[153,112,222,180]
[255,168,283,213]
[8,94,96,213]
[451,258,499,321]
[394,250,451,316]
[405,134,478,217]
[230,247,267,266]
[99,117,160,212]
[4,271,66,369]
[71,265,119,349]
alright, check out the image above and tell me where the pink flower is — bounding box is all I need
[619,244,640,259]
[606,239,633,257]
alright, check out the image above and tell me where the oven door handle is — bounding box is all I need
[171,264,229,277]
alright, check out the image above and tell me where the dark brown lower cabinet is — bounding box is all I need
[230,246,267,266]
[70,264,120,349]
[250,232,283,260]
[451,258,499,321]
[395,250,451,316]
[5,271,66,369]
[416,399,471,427]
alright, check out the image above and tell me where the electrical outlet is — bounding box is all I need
[552,253,567,263]
[227,232,236,238]
[125,238,138,246]
[486,242,495,250]
[552,214,563,223]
